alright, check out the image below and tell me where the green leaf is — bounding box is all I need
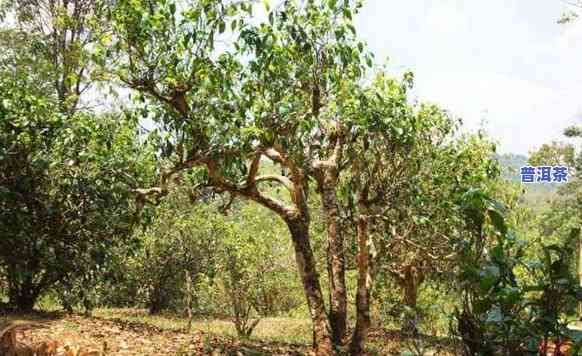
[366,57,373,67]
[488,209,507,234]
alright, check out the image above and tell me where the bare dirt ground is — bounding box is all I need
[0,309,457,355]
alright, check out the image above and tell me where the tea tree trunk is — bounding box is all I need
[287,219,335,356]
[350,214,371,355]
[319,179,347,344]
[400,266,424,335]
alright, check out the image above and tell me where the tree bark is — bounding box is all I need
[148,283,169,315]
[8,285,38,312]
[287,219,336,356]
[7,268,39,312]
[185,270,194,331]
[207,152,336,353]
[319,176,347,344]
[400,265,424,336]
[349,214,371,356]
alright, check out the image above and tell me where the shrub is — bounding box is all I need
[455,189,582,355]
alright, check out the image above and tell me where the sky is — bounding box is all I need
[353,0,582,155]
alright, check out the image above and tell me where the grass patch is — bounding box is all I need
[92,308,313,344]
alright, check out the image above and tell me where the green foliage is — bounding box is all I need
[559,10,580,24]
[0,108,150,311]
[118,190,303,333]
[103,0,372,187]
[2,0,107,113]
[217,203,302,319]
[0,45,154,310]
[353,94,502,334]
[528,134,581,285]
[455,189,582,355]
[528,141,576,168]
[133,199,220,314]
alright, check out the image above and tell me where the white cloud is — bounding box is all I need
[355,0,582,154]
[413,71,581,154]
[557,19,582,49]
[426,1,467,33]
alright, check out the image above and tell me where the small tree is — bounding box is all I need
[215,203,296,338]
[105,0,370,352]
[0,0,152,311]
[129,193,220,314]
[0,93,150,310]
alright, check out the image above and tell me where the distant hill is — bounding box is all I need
[495,153,558,209]
[496,153,528,183]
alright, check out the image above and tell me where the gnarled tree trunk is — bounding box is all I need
[398,265,425,335]
[318,174,347,344]
[287,218,335,356]
[402,266,424,335]
[350,213,371,356]
[197,151,338,353]
[148,282,170,315]
[7,267,39,312]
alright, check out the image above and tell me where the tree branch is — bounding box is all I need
[264,147,284,165]
[132,156,202,208]
[255,174,294,191]
[205,159,297,219]
[246,151,263,187]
